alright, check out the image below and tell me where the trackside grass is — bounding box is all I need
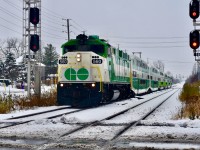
[0,95,14,114]
[178,81,200,119]
[0,90,57,114]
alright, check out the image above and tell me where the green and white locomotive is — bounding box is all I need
[57,34,172,107]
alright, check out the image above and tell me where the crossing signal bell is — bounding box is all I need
[30,8,39,25]
[30,34,39,52]
[190,30,200,49]
[189,0,199,20]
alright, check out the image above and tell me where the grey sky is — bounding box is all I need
[0,0,195,77]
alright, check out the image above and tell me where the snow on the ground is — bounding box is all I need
[0,84,58,120]
[0,85,25,95]
[1,81,200,149]
[0,106,77,121]
[0,120,80,139]
[145,89,182,121]
[127,142,200,149]
[0,84,56,96]
[103,89,178,124]
[120,124,200,142]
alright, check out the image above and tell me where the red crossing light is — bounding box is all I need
[190,30,200,49]
[30,8,39,25]
[189,0,199,19]
[30,34,39,52]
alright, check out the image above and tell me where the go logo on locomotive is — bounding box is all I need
[64,68,89,81]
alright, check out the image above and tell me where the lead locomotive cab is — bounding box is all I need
[57,34,133,107]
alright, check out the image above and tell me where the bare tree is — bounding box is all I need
[166,71,172,77]
[192,63,197,75]
[0,38,24,59]
[153,60,165,72]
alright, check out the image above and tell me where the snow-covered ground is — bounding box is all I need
[1,82,200,149]
[0,84,56,95]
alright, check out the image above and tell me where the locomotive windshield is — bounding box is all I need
[64,44,105,55]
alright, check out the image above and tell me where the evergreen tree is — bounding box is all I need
[17,63,27,82]
[4,52,18,81]
[0,60,4,78]
[42,44,59,78]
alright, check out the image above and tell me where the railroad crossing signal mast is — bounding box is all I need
[23,0,41,98]
[189,0,200,80]
[189,0,200,60]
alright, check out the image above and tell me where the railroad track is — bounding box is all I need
[0,89,173,130]
[111,89,179,140]
[58,89,177,138]
[0,89,179,149]
[32,88,178,150]
[0,107,84,129]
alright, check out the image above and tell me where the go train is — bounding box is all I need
[57,34,172,107]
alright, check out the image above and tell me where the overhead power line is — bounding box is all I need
[71,19,87,32]
[42,30,67,39]
[148,58,194,64]
[110,40,187,45]
[0,6,22,21]
[122,45,188,49]
[42,9,63,22]
[102,35,188,40]
[42,21,63,31]
[42,12,63,25]
[0,16,22,28]
[3,0,22,12]
[42,6,65,19]
[0,23,21,35]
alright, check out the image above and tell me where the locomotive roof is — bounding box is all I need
[61,34,110,48]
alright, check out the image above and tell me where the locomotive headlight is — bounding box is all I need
[60,83,64,87]
[77,58,81,62]
[77,53,81,58]
[76,53,81,62]
[91,83,95,87]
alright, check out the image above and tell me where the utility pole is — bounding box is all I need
[23,0,41,98]
[62,18,71,41]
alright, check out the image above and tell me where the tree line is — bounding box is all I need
[0,37,59,82]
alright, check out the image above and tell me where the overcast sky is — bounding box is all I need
[0,0,195,77]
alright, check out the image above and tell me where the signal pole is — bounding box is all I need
[189,0,200,80]
[23,0,41,98]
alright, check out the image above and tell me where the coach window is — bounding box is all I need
[140,79,146,85]
[107,48,111,57]
[133,71,137,77]
[113,48,116,54]
[119,50,122,57]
